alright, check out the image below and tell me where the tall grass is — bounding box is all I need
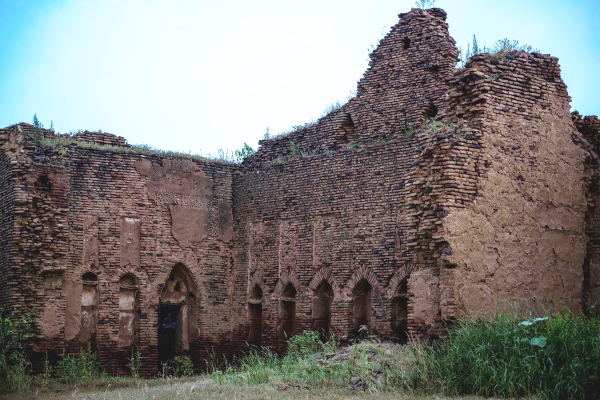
[209,331,419,392]
[418,311,600,399]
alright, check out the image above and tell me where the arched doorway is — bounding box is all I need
[312,281,333,340]
[277,283,297,348]
[247,285,263,346]
[391,280,409,344]
[158,264,197,368]
[352,279,372,337]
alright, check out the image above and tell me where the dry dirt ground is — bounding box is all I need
[2,378,500,400]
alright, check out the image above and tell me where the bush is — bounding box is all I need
[0,309,35,391]
[285,330,338,358]
[57,346,103,382]
[420,312,600,399]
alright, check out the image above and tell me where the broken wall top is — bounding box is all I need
[245,7,459,168]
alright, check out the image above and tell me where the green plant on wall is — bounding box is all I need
[234,143,255,162]
[415,0,435,9]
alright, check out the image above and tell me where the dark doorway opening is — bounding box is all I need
[248,284,263,346]
[277,283,297,351]
[158,304,182,366]
[352,279,372,337]
[312,281,334,341]
[391,280,409,344]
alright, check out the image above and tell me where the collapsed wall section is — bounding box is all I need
[234,7,461,343]
[438,52,588,315]
[248,8,458,167]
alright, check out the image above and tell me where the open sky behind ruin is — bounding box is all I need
[0,0,598,157]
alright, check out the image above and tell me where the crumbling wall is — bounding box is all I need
[573,112,600,315]
[233,7,460,345]
[439,52,587,315]
[0,126,236,375]
[0,129,16,313]
[247,8,458,167]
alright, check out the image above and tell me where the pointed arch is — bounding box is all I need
[247,283,263,346]
[247,270,269,302]
[342,266,380,299]
[388,263,415,344]
[158,263,198,366]
[352,278,373,334]
[387,262,417,298]
[277,280,297,348]
[273,270,302,300]
[308,266,339,293]
[312,279,334,340]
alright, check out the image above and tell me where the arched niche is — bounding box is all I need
[80,272,98,349]
[352,279,372,336]
[391,279,409,344]
[277,283,297,345]
[312,280,334,340]
[119,274,137,348]
[158,263,198,366]
[247,285,263,346]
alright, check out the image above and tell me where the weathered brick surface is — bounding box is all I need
[573,112,600,316]
[0,6,596,376]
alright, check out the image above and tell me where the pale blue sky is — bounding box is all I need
[0,0,598,156]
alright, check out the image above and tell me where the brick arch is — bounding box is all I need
[273,270,303,300]
[342,266,380,299]
[308,266,340,294]
[247,270,269,303]
[387,262,417,299]
[151,250,207,307]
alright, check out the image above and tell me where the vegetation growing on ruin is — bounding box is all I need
[458,34,539,70]
[2,311,599,398]
[424,311,600,399]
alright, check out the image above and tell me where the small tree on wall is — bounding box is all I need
[415,0,436,9]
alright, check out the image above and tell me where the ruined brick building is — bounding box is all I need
[1,7,599,376]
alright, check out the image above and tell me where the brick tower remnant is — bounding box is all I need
[0,7,597,376]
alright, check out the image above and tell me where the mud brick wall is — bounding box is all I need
[233,7,461,345]
[0,126,236,376]
[438,52,588,315]
[247,8,458,167]
[573,112,600,315]
[0,130,16,313]
[233,139,421,347]
[73,131,130,147]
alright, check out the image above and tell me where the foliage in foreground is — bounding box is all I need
[207,313,600,399]
[419,311,600,399]
[0,309,35,391]
[207,331,420,392]
[56,346,104,382]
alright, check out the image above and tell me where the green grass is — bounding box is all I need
[3,313,599,399]
[204,331,421,393]
[418,311,600,399]
[28,133,235,164]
